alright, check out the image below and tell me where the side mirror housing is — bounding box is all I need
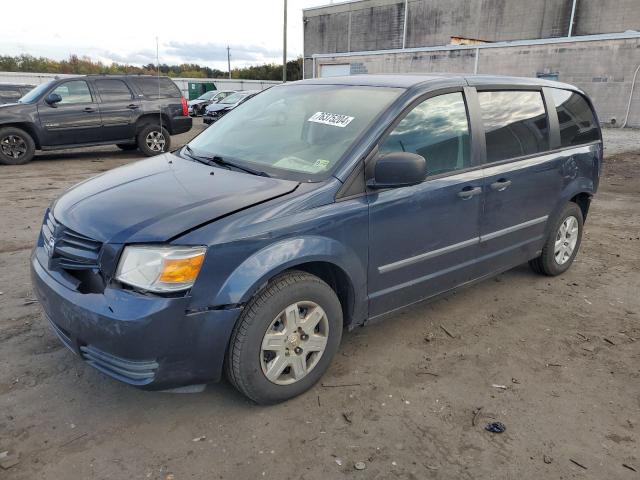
[45,93,62,106]
[368,151,428,189]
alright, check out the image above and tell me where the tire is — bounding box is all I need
[0,127,36,165]
[226,270,343,404]
[116,143,138,151]
[136,124,171,157]
[529,202,584,276]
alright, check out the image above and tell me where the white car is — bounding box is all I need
[188,90,236,116]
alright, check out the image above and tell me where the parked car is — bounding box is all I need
[0,83,35,105]
[188,90,236,116]
[32,74,602,404]
[0,75,192,165]
[202,90,260,125]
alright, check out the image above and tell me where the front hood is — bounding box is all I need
[52,153,299,244]
[206,103,232,113]
[0,102,20,111]
[188,99,206,106]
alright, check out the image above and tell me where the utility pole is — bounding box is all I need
[283,0,287,83]
[227,45,231,79]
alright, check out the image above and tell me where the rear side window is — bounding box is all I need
[131,77,181,99]
[478,91,549,163]
[380,92,471,177]
[549,88,600,147]
[95,79,133,102]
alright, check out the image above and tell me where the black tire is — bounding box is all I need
[226,270,343,404]
[136,124,171,157]
[529,202,584,276]
[0,127,36,165]
[116,143,138,151]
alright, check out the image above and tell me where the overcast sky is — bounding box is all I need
[0,0,330,69]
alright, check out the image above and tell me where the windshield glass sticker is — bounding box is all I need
[308,112,354,128]
[314,159,331,170]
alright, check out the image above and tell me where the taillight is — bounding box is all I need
[181,97,188,116]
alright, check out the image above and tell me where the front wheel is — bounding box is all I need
[0,127,36,165]
[226,271,343,404]
[529,202,584,276]
[137,124,171,157]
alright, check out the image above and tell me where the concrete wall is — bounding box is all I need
[304,0,640,56]
[312,37,640,127]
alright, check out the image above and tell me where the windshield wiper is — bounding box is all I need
[183,145,269,177]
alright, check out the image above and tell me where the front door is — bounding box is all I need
[37,80,102,146]
[93,79,139,142]
[473,89,562,275]
[367,91,483,317]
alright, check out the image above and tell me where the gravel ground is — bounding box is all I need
[0,122,638,480]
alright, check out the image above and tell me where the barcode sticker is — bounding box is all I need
[308,111,354,128]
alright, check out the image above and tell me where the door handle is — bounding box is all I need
[83,107,96,113]
[457,186,482,200]
[490,179,512,191]
[127,104,139,110]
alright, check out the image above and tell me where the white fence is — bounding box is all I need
[0,72,280,97]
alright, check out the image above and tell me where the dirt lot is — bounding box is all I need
[1,122,639,480]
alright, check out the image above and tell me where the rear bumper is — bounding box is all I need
[31,248,241,389]
[171,116,193,135]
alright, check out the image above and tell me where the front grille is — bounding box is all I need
[80,345,158,386]
[42,211,102,270]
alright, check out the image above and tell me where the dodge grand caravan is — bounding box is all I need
[31,74,602,404]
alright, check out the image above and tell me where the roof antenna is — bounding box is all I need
[156,36,164,153]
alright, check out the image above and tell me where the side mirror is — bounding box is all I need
[45,93,62,106]
[368,151,428,189]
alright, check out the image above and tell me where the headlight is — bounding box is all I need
[115,245,206,293]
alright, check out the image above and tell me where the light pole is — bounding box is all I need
[283,0,287,83]
[227,45,231,79]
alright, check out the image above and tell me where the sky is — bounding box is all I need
[0,0,332,69]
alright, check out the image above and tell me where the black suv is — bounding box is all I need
[0,75,192,165]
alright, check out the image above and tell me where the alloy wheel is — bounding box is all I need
[260,301,329,385]
[145,130,166,152]
[1,135,27,159]
[554,215,579,265]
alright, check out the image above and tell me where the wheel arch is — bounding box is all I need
[0,122,41,148]
[135,114,172,134]
[211,236,367,328]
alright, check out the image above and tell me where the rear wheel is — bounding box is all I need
[137,124,171,156]
[226,271,343,404]
[0,127,35,165]
[529,202,583,276]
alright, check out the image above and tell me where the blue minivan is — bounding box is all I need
[31,74,602,404]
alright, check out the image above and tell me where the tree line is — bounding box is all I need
[0,54,303,81]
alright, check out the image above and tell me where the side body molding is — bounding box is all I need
[212,235,368,324]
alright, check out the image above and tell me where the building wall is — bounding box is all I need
[312,37,640,127]
[304,0,640,56]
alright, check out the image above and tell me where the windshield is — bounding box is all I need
[187,84,402,181]
[220,93,246,104]
[19,81,54,103]
[197,91,217,100]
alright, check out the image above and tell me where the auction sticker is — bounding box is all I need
[308,111,354,128]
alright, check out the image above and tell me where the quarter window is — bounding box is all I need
[51,81,92,104]
[478,91,549,163]
[95,79,133,102]
[549,89,600,147]
[131,77,181,99]
[380,92,471,177]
